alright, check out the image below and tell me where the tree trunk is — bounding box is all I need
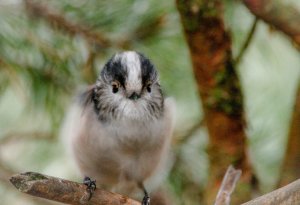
[176,0,254,204]
[279,82,300,186]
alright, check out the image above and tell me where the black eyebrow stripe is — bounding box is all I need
[138,53,157,85]
[101,56,127,87]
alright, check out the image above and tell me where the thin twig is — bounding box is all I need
[23,0,165,51]
[23,0,110,48]
[235,17,258,65]
[176,119,204,146]
[171,120,204,176]
[214,165,242,205]
[0,57,26,100]
[243,0,300,48]
[82,49,97,84]
[0,131,54,146]
[10,172,140,205]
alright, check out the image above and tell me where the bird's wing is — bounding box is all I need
[145,97,176,191]
[59,85,95,174]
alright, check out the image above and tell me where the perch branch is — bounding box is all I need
[0,160,55,205]
[242,179,300,205]
[214,165,242,205]
[10,172,140,205]
[243,0,300,47]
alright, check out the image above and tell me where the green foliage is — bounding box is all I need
[0,0,197,132]
[0,1,200,204]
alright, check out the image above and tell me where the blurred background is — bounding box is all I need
[0,0,300,204]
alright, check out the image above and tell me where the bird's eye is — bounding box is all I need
[146,82,152,93]
[111,81,120,93]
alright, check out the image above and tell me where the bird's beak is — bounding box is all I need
[127,91,141,100]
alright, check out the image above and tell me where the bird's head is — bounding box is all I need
[93,51,164,121]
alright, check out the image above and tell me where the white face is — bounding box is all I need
[113,51,144,100]
[93,51,163,121]
[117,51,142,93]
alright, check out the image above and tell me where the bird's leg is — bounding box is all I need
[139,182,150,205]
[83,176,96,200]
[142,191,150,205]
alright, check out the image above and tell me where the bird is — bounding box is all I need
[61,51,175,205]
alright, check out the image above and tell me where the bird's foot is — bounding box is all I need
[141,194,150,205]
[138,182,150,205]
[83,176,96,200]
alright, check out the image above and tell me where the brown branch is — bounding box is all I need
[0,131,54,146]
[214,165,242,205]
[82,49,97,84]
[243,0,300,47]
[0,159,56,205]
[10,172,140,205]
[214,165,300,205]
[23,0,165,51]
[132,15,166,41]
[242,179,300,205]
[23,0,110,48]
[278,82,300,186]
[0,56,26,100]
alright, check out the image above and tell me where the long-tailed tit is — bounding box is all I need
[62,51,175,204]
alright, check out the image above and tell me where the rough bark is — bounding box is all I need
[10,171,300,205]
[242,179,300,205]
[176,0,254,204]
[279,83,300,186]
[243,0,300,47]
[10,172,140,205]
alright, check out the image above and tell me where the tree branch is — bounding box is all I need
[242,179,300,205]
[23,0,165,51]
[214,165,242,205]
[23,0,110,48]
[0,131,54,146]
[0,160,56,205]
[235,17,258,65]
[243,0,300,47]
[10,172,140,205]
[9,170,300,205]
[175,119,204,146]
[214,166,300,205]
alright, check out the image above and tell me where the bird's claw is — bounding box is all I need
[141,194,150,205]
[83,176,96,200]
